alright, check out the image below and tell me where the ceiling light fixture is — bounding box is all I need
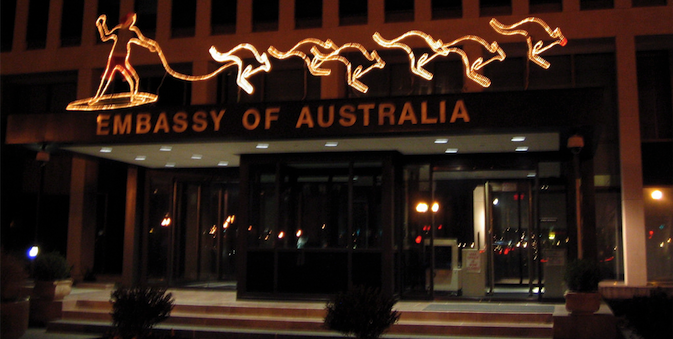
[218,161,229,167]
[256,143,269,149]
[191,154,203,160]
[100,147,113,153]
[516,146,529,152]
[445,148,459,154]
[165,162,176,167]
[160,146,172,151]
[135,155,146,161]
[511,136,526,142]
[325,142,338,147]
[435,138,449,144]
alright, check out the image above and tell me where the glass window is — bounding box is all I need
[483,56,526,91]
[212,0,237,34]
[644,187,673,281]
[295,0,322,29]
[385,0,414,23]
[339,0,367,26]
[171,0,196,37]
[480,0,512,16]
[134,0,157,38]
[432,0,462,19]
[637,50,673,141]
[1,0,16,51]
[26,0,50,49]
[135,64,192,106]
[61,0,84,46]
[529,0,562,13]
[528,55,572,89]
[580,0,613,10]
[253,0,279,32]
[97,0,120,33]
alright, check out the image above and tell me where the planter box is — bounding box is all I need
[33,279,73,300]
[1,298,30,339]
[565,291,601,314]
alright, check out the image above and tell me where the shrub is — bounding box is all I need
[564,259,601,292]
[324,286,400,339]
[33,252,71,281]
[110,286,175,339]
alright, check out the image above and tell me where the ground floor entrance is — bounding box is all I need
[138,152,575,300]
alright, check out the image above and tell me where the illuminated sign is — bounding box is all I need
[67,15,565,111]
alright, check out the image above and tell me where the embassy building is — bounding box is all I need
[1,0,671,300]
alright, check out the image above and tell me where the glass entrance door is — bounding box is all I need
[486,181,536,296]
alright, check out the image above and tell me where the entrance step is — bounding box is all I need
[48,289,554,339]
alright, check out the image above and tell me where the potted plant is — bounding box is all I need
[109,286,175,339]
[564,258,602,314]
[324,286,400,339]
[1,251,30,339]
[32,251,73,300]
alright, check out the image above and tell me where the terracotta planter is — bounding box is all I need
[564,291,601,314]
[0,297,30,339]
[33,279,73,300]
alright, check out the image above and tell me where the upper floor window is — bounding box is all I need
[339,0,367,26]
[632,0,667,6]
[295,0,322,29]
[580,0,613,10]
[637,50,673,141]
[385,0,414,23]
[0,72,78,114]
[529,0,562,13]
[480,0,512,16]
[212,0,237,34]
[61,0,84,46]
[1,0,17,51]
[253,0,279,32]
[26,0,50,49]
[134,0,157,39]
[432,0,462,20]
[171,0,196,38]
[97,0,119,44]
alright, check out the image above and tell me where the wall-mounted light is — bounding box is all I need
[28,246,39,259]
[161,214,171,227]
[651,190,663,200]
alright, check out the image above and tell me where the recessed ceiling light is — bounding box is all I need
[445,148,459,154]
[256,143,269,149]
[325,142,338,147]
[165,162,176,167]
[516,146,529,152]
[100,147,113,153]
[218,161,229,167]
[435,138,449,144]
[160,146,172,152]
[511,136,526,142]
[191,154,203,160]
[135,155,146,161]
[527,172,536,178]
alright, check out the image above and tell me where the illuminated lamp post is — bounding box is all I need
[30,145,50,262]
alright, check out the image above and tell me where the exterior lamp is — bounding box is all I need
[28,246,39,259]
[651,190,663,200]
[161,214,171,227]
[416,202,429,213]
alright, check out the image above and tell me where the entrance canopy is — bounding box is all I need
[5,88,601,168]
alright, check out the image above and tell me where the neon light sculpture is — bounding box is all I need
[67,15,567,111]
[269,39,385,93]
[490,17,567,69]
[373,31,506,87]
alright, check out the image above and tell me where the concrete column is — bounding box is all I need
[512,0,529,16]
[122,167,142,286]
[46,0,63,50]
[463,0,480,19]
[155,0,171,42]
[368,0,384,26]
[323,0,339,28]
[12,0,29,51]
[66,157,98,281]
[321,64,346,99]
[195,0,211,37]
[191,60,217,104]
[616,34,648,286]
[279,0,295,31]
[415,0,432,22]
[237,0,253,34]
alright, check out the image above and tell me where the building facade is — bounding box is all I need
[1,0,671,299]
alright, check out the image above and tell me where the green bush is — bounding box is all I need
[33,252,71,281]
[110,286,175,339]
[324,286,400,339]
[564,259,601,292]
